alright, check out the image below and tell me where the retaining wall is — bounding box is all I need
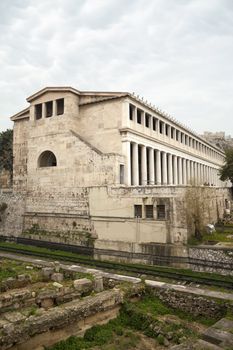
[0,190,25,236]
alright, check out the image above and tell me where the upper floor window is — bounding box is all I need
[145,113,150,127]
[171,127,175,139]
[56,98,64,115]
[159,121,163,134]
[129,104,135,120]
[45,101,53,118]
[137,109,142,124]
[152,117,157,131]
[38,151,57,167]
[35,103,42,120]
[181,133,184,143]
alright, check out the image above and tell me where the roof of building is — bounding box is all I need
[26,86,129,102]
[10,107,30,121]
[10,86,224,154]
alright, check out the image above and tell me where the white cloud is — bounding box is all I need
[0,0,233,136]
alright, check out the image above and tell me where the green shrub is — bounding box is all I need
[157,334,165,345]
[83,324,113,345]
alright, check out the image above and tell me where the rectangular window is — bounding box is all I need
[145,113,150,127]
[134,205,142,218]
[159,121,163,134]
[145,205,154,219]
[129,104,135,120]
[120,164,124,184]
[176,130,179,141]
[165,124,169,136]
[137,109,142,124]
[182,133,185,143]
[45,101,53,118]
[171,127,174,139]
[152,117,156,131]
[56,98,64,115]
[157,205,165,219]
[35,103,42,120]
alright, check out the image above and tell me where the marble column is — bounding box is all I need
[178,157,182,185]
[156,150,161,185]
[193,162,197,185]
[123,141,131,185]
[173,155,178,185]
[52,100,56,116]
[149,148,155,185]
[190,161,193,183]
[162,152,167,184]
[183,158,187,185]
[186,159,190,184]
[132,143,139,186]
[42,103,46,118]
[168,153,173,185]
[141,145,147,186]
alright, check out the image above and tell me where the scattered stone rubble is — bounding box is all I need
[171,318,233,349]
[0,256,232,350]
[0,259,145,349]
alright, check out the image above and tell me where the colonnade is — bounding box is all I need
[125,141,222,187]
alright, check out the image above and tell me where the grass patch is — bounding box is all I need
[48,299,197,350]
[188,228,233,245]
[0,259,40,283]
[48,294,227,350]
[0,241,232,287]
[47,318,139,350]
[134,295,218,326]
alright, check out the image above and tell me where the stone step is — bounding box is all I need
[202,318,233,348]
[170,339,222,349]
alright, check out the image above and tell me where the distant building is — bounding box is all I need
[202,131,233,150]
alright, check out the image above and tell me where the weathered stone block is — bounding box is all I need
[94,276,104,292]
[4,311,26,324]
[42,267,54,280]
[53,282,63,289]
[51,273,64,283]
[41,298,54,309]
[73,278,92,293]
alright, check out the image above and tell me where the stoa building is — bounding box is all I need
[10,87,231,263]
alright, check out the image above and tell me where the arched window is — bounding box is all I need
[38,151,57,167]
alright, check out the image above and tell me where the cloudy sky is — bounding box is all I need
[1,0,233,136]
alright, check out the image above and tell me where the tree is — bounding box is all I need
[0,129,13,179]
[185,186,206,240]
[219,148,233,185]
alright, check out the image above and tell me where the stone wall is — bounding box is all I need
[0,170,12,189]
[13,118,28,192]
[189,246,233,276]
[90,186,231,245]
[149,286,232,320]
[0,190,25,236]
[0,289,123,350]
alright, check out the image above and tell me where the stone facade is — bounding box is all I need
[0,170,12,189]
[0,190,25,236]
[3,86,232,262]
